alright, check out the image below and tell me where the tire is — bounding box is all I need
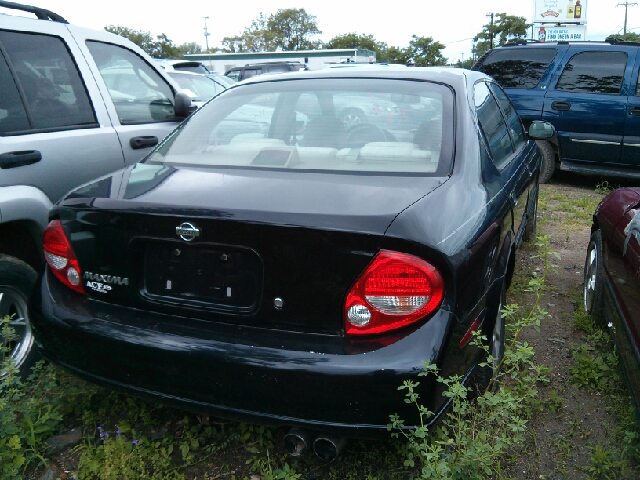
[0,255,40,381]
[523,188,538,242]
[536,140,556,184]
[583,230,605,325]
[472,283,506,394]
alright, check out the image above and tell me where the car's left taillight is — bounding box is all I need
[43,220,84,294]
[344,250,444,335]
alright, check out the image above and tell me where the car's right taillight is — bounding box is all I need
[43,220,84,294]
[344,250,444,335]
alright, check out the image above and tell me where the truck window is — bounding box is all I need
[474,48,557,89]
[556,51,627,95]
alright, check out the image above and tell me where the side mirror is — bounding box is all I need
[528,120,555,140]
[174,91,196,118]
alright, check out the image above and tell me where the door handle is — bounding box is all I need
[0,150,42,169]
[130,136,158,149]
[551,101,571,111]
[630,106,640,117]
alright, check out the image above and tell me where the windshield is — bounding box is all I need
[149,78,454,175]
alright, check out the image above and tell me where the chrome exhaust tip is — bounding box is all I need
[313,434,346,460]
[283,427,315,457]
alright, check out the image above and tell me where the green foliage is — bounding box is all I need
[474,13,531,57]
[606,32,640,43]
[595,181,616,195]
[388,236,554,478]
[406,36,447,66]
[221,9,321,52]
[324,33,390,61]
[573,293,640,476]
[104,25,202,58]
[247,451,301,480]
[77,428,183,480]
[0,316,70,479]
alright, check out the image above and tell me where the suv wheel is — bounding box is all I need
[0,255,39,381]
[536,140,556,184]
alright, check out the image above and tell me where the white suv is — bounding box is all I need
[0,1,192,378]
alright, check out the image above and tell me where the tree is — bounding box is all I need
[105,25,156,55]
[474,13,530,57]
[324,33,387,59]
[105,25,203,59]
[221,9,321,52]
[177,42,203,56]
[267,8,322,50]
[606,32,640,43]
[405,35,447,66]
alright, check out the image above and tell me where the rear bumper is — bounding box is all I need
[31,271,459,438]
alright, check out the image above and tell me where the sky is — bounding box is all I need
[9,0,640,63]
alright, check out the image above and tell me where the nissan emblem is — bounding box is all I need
[176,222,200,242]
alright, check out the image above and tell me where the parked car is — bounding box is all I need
[224,61,308,82]
[207,72,236,87]
[472,39,640,183]
[584,188,640,412]
[167,71,229,107]
[156,59,210,74]
[0,1,192,379]
[30,67,553,451]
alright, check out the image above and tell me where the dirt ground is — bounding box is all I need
[505,172,636,480]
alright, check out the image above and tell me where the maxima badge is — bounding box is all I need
[176,222,200,242]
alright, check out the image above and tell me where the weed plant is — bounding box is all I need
[0,315,71,479]
[571,296,640,477]
[388,236,556,479]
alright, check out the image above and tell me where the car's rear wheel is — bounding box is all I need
[536,140,556,184]
[472,283,506,394]
[0,255,39,381]
[523,188,538,242]
[583,230,605,325]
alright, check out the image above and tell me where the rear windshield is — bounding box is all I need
[149,78,454,175]
[474,47,557,89]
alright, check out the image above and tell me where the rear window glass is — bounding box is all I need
[149,78,454,175]
[474,47,557,89]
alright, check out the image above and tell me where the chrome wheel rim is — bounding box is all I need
[584,242,598,313]
[0,286,33,373]
[491,299,504,370]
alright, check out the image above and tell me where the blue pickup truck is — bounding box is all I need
[473,40,640,183]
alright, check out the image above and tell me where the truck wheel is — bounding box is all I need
[0,255,40,381]
[536,140,556,184]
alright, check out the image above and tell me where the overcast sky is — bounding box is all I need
[10,0,639,63]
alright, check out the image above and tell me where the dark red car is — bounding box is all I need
[584,188,640,411]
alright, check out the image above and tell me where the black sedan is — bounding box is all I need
[30,68,553,448]
[584,188,640,412]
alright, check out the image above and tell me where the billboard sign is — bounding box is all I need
[535,24,587,42]
[534,0,587,24]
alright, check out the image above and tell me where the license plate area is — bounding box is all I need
[142,241,261,312]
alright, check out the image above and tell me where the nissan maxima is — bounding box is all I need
[30,68,553,443]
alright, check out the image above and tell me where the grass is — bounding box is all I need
[570,292,640,478]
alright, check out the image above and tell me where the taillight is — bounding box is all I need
[43,220,84,294]
[344,250,443,335]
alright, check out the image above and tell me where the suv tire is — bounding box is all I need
[536,140,555,184]
[0,255,39,381]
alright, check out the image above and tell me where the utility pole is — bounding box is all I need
[203,16,210,53]
[617,1,638,36]
[486,12,495,49]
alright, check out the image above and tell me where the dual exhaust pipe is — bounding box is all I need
[283,427,346,460]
